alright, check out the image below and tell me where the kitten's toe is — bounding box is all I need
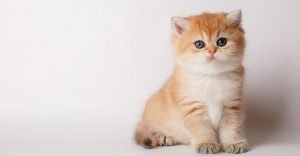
[196,143,221,154]
[165,136,176,146]
[224,141,248,154]
[158,136,176,146]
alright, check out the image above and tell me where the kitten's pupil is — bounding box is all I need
[194,40,205,49]
[217,38,227,47]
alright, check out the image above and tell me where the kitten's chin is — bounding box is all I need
[176,60,242,75]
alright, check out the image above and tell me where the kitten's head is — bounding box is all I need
[171,10,245,74]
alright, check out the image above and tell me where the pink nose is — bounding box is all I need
[208,48,217,54]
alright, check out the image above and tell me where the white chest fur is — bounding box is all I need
[182,71,242,128]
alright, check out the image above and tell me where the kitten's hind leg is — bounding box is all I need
[135,126,176,149]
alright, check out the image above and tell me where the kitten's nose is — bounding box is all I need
[208,47,217,54]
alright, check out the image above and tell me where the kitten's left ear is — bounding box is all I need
[226,10,242,26]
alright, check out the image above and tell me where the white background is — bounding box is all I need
[0,0,300,155]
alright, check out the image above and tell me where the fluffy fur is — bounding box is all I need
[134,10,248,154]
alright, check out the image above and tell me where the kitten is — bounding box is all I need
[134,10,248,154]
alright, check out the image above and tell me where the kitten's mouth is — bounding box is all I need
[207,55,216,61]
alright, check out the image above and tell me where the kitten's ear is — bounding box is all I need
[226,10,242,26]
[171,17,189,36]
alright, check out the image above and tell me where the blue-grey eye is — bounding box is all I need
[217,38,227,47]
[194,40,205,49]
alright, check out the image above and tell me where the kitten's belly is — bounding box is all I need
[192,74,240,128]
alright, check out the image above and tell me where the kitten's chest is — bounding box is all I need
[188,74,240,105]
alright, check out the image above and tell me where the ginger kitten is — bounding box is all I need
[134,10,248,154]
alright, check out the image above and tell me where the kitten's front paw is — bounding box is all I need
[196,143,221,154]
[224,141,248,154]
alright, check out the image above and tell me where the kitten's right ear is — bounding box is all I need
[171,17,189,36]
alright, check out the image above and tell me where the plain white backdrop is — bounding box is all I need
[0,0,300,155]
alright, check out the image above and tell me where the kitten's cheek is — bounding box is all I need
[197,55,207,63]
[218,56,227,62]
[215,53,227,61]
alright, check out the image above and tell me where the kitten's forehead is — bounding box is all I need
[194,31,217,41]
[188,13,228,38]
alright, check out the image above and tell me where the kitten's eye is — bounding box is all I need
[194,40,205,49]
[217,38,227,47]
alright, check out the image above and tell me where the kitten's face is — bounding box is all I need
[172,10,245,74]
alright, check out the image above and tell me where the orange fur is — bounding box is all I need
[135,10,248,154]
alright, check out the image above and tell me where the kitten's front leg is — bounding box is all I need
[219,104,248,154]
[180,103,221,154]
